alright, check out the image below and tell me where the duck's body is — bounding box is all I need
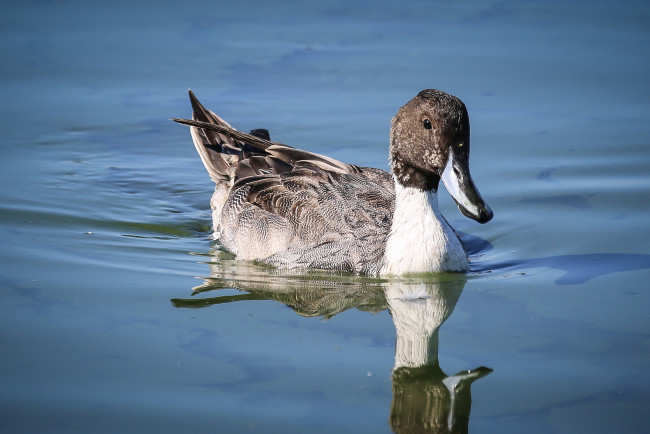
[174,89,492,276]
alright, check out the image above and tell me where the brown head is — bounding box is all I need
[390,90,493,223]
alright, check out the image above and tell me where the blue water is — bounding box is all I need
[1,1,649,432]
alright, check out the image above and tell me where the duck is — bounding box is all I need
[173,89,493,276]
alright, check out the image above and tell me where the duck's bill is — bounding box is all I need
[441,152,493,224]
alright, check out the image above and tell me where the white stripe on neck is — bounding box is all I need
[381,178,468,275]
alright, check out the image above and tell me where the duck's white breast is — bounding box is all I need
[380,180,468,275]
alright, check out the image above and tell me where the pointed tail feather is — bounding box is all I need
[173,91,356,181]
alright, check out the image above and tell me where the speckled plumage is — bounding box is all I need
[174,89,493,275]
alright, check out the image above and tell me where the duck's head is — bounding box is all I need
[390,89,493,223]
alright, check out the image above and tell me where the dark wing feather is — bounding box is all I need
[234,160,257,179]
[175,116,354,175]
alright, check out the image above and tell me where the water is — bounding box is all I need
[1,0,649,432]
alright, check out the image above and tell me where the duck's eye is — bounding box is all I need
[423,119,432,130]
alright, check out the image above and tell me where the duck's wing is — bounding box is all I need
[222,164,395,274]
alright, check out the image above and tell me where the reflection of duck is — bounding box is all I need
[172,250,387,318]
[173,89,492,275]
[391,363,491,434]
[387,279,464,369]
[172,265,491,433]
[386,279,491,433]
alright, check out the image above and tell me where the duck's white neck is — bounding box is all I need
[381,178,468,275]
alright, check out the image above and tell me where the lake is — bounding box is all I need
[1,0,649,432]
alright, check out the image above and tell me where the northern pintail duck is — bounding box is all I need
[173,89,493,275]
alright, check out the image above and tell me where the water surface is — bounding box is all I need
[1,1,649,433]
